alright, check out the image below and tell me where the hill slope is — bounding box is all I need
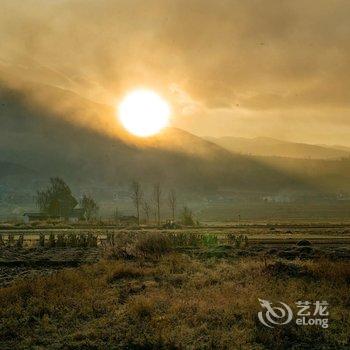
[207,136,350,159]
[1,80,349,202]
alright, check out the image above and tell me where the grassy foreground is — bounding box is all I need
[0,234,349,349]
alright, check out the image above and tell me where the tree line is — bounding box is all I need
[130,180,195,226]
[34,177,195,226]
[36,177,98,221]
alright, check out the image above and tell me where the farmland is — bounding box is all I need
[0,225,349,348]
[0,225,349,286]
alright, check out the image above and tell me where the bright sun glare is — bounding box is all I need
[118,89,171,137]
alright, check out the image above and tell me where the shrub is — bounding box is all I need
[87,233,98,247]
[68,233,77,247]
[135,232,173,258]
[56,234,66,247]
[49,233,56,247]
[16,234,24,248]
[39,233,45,247]
[78,234,88,247]
[180,206,195,226]
[129,296,155,320]
[104,232,138,260]
[106,232,115,245]
[202,234,218,247]
[264,260,310,277]
[227,233,248,248]
[169,232,201,247]
[107,264,147,283]
[7,234,15,246]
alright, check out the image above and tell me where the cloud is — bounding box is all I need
[1,0,350,144]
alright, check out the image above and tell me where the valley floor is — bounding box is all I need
[0,230,349,349]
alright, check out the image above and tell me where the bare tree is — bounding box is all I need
[80,194,99,221]
[114,207,120,225]
[130,181,143,225]
[152,207,157,223]
[153,183,162,226]
[142,199,151,224]
[168,189,177,221]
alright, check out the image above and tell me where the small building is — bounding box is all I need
[23,212,50,224]
[23,207,85,224]
[119,215,138,224]
[68,208,85,223]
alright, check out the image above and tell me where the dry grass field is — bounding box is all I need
[0,229,349,349]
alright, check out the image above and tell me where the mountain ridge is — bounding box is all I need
[0,81,312,194]
[1,79,349,203]
[206,136,350,160]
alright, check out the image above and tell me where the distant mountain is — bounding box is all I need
[325,145,350,153]
[1,79,349,205]
[0,81,308,193]
[206,136,350,160]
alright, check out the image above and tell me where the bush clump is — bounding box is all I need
[180,206,196,226]
[227,233,248,248]
[169,232,202,247]
[264,260,310,277]
[202,233,218,247]
[135,233,173,258]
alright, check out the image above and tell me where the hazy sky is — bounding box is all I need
[1,0,350,145]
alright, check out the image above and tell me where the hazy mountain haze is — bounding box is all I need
[1,0,350,145]
[1,80,349,199]
[1,0,350,220]
[207,136,350,159]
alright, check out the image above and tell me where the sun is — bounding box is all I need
[118,89,171,137]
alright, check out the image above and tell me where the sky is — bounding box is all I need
[1,0,350,145]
